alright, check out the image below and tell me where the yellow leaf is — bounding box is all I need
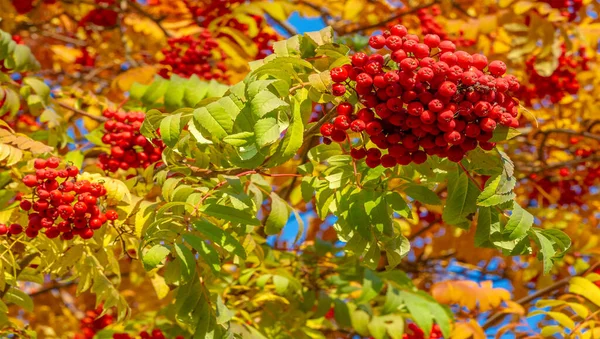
[431,280,511,312]
[50,45,80,63]
[540,325,562,337]
[513,1,534,14]
[569,277,600,307]
[0,128,53,155]
[451,320,486,339]
[343,0,365,20]
[111,66,156,93]
[502,300,525,315]
[547,311,575,330]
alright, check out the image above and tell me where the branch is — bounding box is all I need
[518,155,600,175]
[265,14,298,37]
[535,128,600,142]
[336,1,439,35]
[56,101,108,122]
[0,253,40,299]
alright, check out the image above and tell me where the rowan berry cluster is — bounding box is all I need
[74,305,114,339]
[389,6,475,49]
[184,0,243,27]
[113,329,184,339]
[521,46,589,104]
[527,174,589,206]
[184,1,277,60]
[403,323,443,339]
[80,1,118,28]
[99,109,164,172]
[2,157,118,240]
[324,26,520,168]
[159,33,228,81]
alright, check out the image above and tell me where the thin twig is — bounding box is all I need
[265,14,298,37]
[56,101,108,122]
[519,155,600,175]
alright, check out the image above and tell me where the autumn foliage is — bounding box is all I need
[0,0,599,338]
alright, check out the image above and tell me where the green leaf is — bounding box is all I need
[142,76,169,105]
[442,170,479,228]
[165,75,186,111]
[475,207,501,248]
[215,295,233,325]
[160,113,182,148]
[504,203,534,240]
[23,77,49,101]
[386,192,411,218]
[223,132,255,146]
[174,243,196,281]
[143,245,171,270]
[265,193,290,235]
[368,316,387,339]
[183,234,221,273]
[193,105,233,141]
[490,126,521,142]
[254,117,281,147]
[193,219,246,259]
[356,269,384,304]
[477,175,516,207]
[250,91,288,119]
[266,89,307,166]
[533,229,571,274]
[404,184,442,205]
[4,288,33,312]
[333,299,352,328]
[200,202,260,226]
[351,309,371,336]
[273,275,289,294]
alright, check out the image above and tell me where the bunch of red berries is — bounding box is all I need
[527,174,587,206]
[113,329,184,339]
[99,109,164,172]
[79,0,118,28]
[7,157,118,240]
[223,15,278,59]
[11,0,34,14]
[403,323,443,339]
[520,46,589,104]
[74,305,114,339]
[389,6,475,49]
[158,33,228,81]
[184,0,244,27]
[324,26,521,168]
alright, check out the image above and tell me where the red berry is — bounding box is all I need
[488,60,507,76]
[20,200,32,211]
[0,224,7,235]
[438,81,457,97]
[23,175,38,187]
[331,129,347,142]
[320,123,334,137]
[350,119,366,132]
[368,35,386,49]
[330,67,349,83]
[46,157,60,168]
[34,159,47,169]
[336,102,353,116]
[350,148,366,159]
[9,224,23,235]
[332,83,346,96]
[334,116,350,130]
